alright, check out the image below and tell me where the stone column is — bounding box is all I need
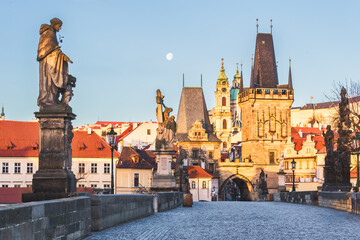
[277,171,286,192]
[23,109,76,202]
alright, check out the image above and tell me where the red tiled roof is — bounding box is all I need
[117,126,133,142]
[0,120,120,158]
[185,166,217,178]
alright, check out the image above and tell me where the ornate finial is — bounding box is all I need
[221,58,224,65]
[270,19,273,34]
[241,60,243,71]
[256,19,259,34]
[251,54,254,66]
[289,56,292,67]
[1,105,4,117]
[236,63,239,73]
[183,73,184,88]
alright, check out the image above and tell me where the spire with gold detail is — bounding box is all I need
[0,106,4,120]
[288,57,293,89]
[217,58,228,85]
[240,62,244,92]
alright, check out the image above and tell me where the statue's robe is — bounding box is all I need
[37,24,68,106]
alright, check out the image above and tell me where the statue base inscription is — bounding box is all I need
[151,150,177,191]
[23,109,76,202]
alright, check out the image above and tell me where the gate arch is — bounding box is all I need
[219,174,254,201]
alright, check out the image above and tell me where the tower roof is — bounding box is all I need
[217,58,228,85]
[252,33,279,88]
[288,58,293,89]
[176,87,212,134]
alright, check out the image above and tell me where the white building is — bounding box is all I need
[0,120,120,189]
[185,166,219,201]
[120,121,158,150]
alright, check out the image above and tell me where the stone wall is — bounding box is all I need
[156,192,183,212]
[0,196,91,240]
[273,191,318,205]
[274,191,360,215]
[91,194,154,231]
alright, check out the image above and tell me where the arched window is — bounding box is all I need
[223,119,227,129]
[222,97,226,106]
[191,181,196,189]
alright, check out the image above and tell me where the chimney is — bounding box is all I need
[299,129,303,138]
[87,128,92,135]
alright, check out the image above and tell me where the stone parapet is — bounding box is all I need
[156,192,183,212]
[0,196,91,240]
[274,191,360,215]
[90,194,153,232]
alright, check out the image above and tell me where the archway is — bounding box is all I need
[219,174,254,201]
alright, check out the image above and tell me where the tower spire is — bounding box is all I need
[240,61,243,92]
[0,105,4,120]
[217,58,228,83]
[270,19,273,34]
[256,19,259,34]
[288,57,293,89]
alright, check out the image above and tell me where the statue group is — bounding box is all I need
[155,89,176,151]
[37,18,76,109]
[322,87,352,191]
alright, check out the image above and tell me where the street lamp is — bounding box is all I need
[106,126,117,194]
[352,132,360,192]
[291,159,297,192]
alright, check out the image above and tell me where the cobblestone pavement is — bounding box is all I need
[86,202,360,240]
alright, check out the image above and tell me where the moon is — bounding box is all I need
[166,53,173,61]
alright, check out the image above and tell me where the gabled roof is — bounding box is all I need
[0,120,120,158]
[185,166,219,179]
[251,33,279,88]
[116,146,155,169]
[290,127,325,152]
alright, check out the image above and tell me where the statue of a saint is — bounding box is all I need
[155,89,176,151]
[279,152,284,172]
[323,125,334,156]
[37,18,75,108]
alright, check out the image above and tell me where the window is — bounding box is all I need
[14,184,21,188]
[192,149,199,159]
[191,181,196,189]
[104,184,110,188]
[91,184,97,188]
[78,184,85,188]
[285,161,289,170]
[104,163,110,174]
[2,185,8,188]
[14,163,21,174]
[91,163,97,174]
[209,151,213,159]
[27,163,33,174]
[202,181,206,189]
[79,163,85,174]
[269,151,275,164]
[223,119,227,129]
[134,173,139,187]
[26,185,32,188]
[147,129,151,135]
[208,163,214,173]
[2,162,9,173]
[222,97,226,106]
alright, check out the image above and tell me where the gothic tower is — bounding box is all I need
[238,32,294,193]
[214,59,232,150]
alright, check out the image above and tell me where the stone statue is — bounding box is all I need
[37,18,76,109]
[257,169,269,200]
[279,152,284,172]
[155,89,176,151]
[323,125,334,156]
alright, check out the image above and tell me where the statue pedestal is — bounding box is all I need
[23,108,76,202]
[277,171,286,192]
[151,150,177,191]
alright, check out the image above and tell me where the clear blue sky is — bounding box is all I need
[1,0,360,126]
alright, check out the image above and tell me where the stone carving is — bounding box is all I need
[37,18,76,109]
[323,125,334,157]
[279,152,284,172]
[322,87,352,191]
[155,89,176,150]
[256,169,269,200]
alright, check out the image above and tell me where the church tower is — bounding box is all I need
[238,32,294,193]
[214,59,232,150]
[230,63,243,130]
